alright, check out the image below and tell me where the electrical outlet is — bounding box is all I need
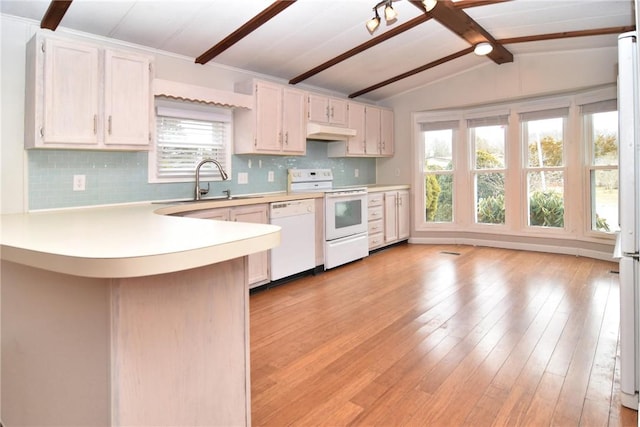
[73,174,86,191]
[238,172,248,184]
[268,171,275,182]
[354,169,359,178]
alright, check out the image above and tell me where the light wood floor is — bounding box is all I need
[250,244,638,426]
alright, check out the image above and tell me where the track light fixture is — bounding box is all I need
[366,0,437,34]
[422,0,437,12]
[366,7,381,33]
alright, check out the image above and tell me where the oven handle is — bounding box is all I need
[325,191,367,199]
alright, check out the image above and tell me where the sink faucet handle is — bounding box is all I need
[199,182,210,197]
[223,189,231,199]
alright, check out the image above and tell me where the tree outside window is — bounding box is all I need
[584,103,618,233]
[423,125,456,223]
[469,118,507,225]
[522,114,567,228]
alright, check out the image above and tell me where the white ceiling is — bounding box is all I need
[1,0,634,101]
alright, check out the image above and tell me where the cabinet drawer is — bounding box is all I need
[368,205,383,221]
[369,232,384,249]
[368,219,383,235]
[368,193,384,207]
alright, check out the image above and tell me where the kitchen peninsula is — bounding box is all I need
[1,203,280,426]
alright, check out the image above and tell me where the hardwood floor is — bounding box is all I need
[250,244,638,426]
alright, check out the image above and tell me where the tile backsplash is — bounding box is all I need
[28,141,376,210]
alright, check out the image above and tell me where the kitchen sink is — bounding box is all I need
[155,195,264,204]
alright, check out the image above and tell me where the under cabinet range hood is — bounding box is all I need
[306,122,357,141]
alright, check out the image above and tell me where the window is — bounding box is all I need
[521,108,568,229]
[583,100,619,233]
[149,100,232,183]
[422,120,457,223]
[468,116,508,225]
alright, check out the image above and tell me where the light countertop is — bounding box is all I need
[1,203,280,278]
[0,186,409,279]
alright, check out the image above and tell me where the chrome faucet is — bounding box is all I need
[194,159,229,201]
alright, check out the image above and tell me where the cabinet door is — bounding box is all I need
[231,205,270,285]
[308,94,329,123]
[182,208,231,221]
[329,98,348,126]
[384,191,398,243]
[282,88,306,154]
[347,102,366,155]
[255,82,282,152]
[380,108,394,156]
[43,38,100,145]
[365,106,381,155]
[398,190,410,239]
[104,49,151,146]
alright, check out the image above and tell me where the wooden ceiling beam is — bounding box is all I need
[428,0,513,64]
[348,47,473,98]
[290,0,509,85]
[349,25,631,98]
[195,0,296,65]
[289,14,432,85]
[499,25,636,45]
[41,0,73,31]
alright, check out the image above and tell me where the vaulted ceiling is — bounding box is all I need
[1,0,634,101]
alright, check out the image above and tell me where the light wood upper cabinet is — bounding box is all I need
[42,38,100,145]
[381,108,394,156]
[307,94,348,126]
[365,106,382,155]
[25,34,153,150]
[346,102,366,155]
[328,102,394,158]
[103,49,152,147]
[234,80,307,155]
[281,88,307,154]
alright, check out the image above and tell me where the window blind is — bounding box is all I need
[420,120,460,132]
[155,115,230,179]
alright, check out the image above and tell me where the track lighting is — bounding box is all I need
[366,7,381,33]
[422,0,437,12]
[474,42,493,55]
[366,0,437,34]
[384,2,397,22]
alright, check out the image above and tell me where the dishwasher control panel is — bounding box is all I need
[270,199,315,218]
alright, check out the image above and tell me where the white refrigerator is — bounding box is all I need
[618,30,640,411]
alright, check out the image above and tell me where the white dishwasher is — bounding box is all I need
[270,199,316,281]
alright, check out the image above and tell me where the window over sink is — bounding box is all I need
[149,98,232,183]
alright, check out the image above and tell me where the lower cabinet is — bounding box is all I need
[368,189,410,251]
[182,204,270,287]
[384,190,410,244]
[367,192,385,250]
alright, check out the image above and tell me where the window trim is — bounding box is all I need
[412,86,618,244]
[148,99,233,184]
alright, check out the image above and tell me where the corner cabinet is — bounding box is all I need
[234,80,307,155]
[328,103,394,158]
[25,34,153,150]
[181,204,270,288]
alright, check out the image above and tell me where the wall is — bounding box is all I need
[0,15,375,213]
[378,47,619,186]
[377,46,619,257]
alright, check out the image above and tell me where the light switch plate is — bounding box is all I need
[268,171,274,182]
[238,172,248,184]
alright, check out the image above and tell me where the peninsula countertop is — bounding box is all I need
[0,203,281,279]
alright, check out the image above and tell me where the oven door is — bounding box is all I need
[325,190,368,241]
